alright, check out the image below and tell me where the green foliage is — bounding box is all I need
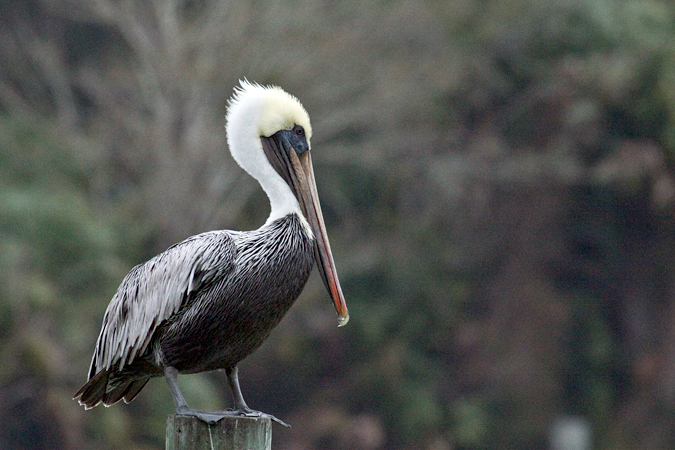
[0,116,154,448]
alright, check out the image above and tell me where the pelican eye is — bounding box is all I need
[293,125,304,136]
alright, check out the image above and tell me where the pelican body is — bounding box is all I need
[74,82,349,424]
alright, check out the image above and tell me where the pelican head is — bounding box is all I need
[226,81,349,326]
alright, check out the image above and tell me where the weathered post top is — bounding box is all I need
[166,415,272,450]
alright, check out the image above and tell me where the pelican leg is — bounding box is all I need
[165,366,190,411]
[164,366,229,424]
[219,365,290,428]
[164,365,289,427]
[226,365,250,411]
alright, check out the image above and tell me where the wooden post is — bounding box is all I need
[166,415,272,450]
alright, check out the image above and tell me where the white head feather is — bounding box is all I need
[226,80,313,225]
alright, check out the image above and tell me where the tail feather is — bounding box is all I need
[123,378,150,404]
[73,369,110,409]
[74,370,151,408]
[101,382,128,406]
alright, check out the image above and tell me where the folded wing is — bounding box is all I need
[88,230,237,378]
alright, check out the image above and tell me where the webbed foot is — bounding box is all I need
[173,407,228,424]
[213,407,291,428]
[175,407,290,427]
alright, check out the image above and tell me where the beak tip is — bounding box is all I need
[337,311,350,327]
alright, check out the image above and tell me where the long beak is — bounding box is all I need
[261,134,349,326]
[290,150,349,326]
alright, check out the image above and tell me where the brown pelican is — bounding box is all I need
[74,81,349,425]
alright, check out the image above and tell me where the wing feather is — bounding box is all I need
[88,230,236,377]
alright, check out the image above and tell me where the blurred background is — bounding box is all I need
[1,0,675,449]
